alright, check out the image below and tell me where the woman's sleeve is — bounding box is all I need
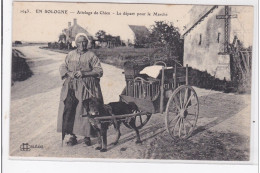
[90,53,103,78]
[59,55,69,80]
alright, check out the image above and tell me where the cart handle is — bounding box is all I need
[134,76,150,83]
[154,61,167,67]
[81,111,147,120]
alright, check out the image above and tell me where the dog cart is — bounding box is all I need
[117,60,199,139]
[91,60,199,140]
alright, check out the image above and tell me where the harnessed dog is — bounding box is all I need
[82,98,142,152]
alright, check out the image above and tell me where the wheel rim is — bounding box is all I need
[120,87,152,129]
[123,113,152,129]
[165,85,199,139]
[135,113,152,129]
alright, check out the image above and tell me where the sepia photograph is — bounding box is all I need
[9,1,255,162]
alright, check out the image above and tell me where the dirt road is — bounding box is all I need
[10,46,251,160]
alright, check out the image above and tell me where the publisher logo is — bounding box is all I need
[20,143,43,151]
[20,143,31,151]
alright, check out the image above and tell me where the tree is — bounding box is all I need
[58,33,66,49]
[58,33,66,43]
[95,30,123,48]
[104,34,112,41]
[95,30,106,42]
[149,21,183,64]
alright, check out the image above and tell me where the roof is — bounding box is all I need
[181,5,218,37]
[65,23,93,41]
[128,25,150,38]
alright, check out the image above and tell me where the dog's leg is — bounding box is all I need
[95,121,102,150]
[112,122,121,145]
[130,119,142,144]
[100,124,107,152]
[95,130,102,150]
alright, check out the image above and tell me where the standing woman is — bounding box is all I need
[57,33,103,146]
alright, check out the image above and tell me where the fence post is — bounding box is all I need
[186,64,189,85]
[160,67,165,114]
[174,63,177,89]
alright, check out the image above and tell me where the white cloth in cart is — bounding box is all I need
[140,65,173,78]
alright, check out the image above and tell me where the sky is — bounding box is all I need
[12,2,192,42]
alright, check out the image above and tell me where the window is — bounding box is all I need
[217,32,221,43]
[199,34,202,45]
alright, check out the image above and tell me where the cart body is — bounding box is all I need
[120,61,188,114]
[119,60,199,139]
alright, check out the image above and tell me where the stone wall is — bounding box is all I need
[183,6,231,80]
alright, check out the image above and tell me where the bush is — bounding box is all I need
[12,49,33,84]
[14,41,22,44]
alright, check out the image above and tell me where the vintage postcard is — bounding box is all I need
[9,1,256,162]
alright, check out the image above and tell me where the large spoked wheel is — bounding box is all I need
[123,112,152,129]
[165,85,199,139]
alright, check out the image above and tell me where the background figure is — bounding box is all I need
[57,33,104,146]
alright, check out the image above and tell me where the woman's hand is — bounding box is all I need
[67,72,75,78]
[74,71,82,78]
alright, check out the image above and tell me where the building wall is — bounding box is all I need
[183,6,231,80]
[125,30,135,46]
[183,6,254,81]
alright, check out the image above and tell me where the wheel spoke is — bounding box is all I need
[178,118,182,138]
[184,118,193,128]
[192,103,198,107]
[173,97,181,111]
[184,92,195,109]
[139,115,143,126]
[187,113,197,116]
[168,114,180,125]
[179,90,183,108]
[170,111,179,114]
[183,120,187,137]
[173,116,181,136]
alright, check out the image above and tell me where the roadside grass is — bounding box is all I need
[145,130,250,161]
[92,47,155,68]
[13,43,47,47]
[40,47,159,68]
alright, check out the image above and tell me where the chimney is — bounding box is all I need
[68,22,71,27]
[73,18,77,25]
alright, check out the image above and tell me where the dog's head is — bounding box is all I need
[82,97,103,117]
